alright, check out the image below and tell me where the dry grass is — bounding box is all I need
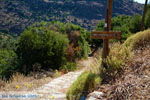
[66,71,101,100]
[106,47,150,100]
[100,42,133,84]
[66,54,102,100]
[0,72,53,91]
[0,60,85,92]
[106,43,132,70]
[102,29,150,83]
[124,29,150,50]
[93,29,150,100]
[86,48,103,75]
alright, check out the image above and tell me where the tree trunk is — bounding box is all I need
[141,0,148,31]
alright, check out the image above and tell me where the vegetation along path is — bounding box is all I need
[32,57,94,100]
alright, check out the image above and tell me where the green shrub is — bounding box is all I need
[129,15,142,33]
[60,62,77,72]
[66,71,101,100]
[16,27,69,72]
[31,21,90,60]
[0,49,17,79]
[0,33,17,50]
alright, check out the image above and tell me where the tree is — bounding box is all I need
[130,15,142,33]
[141,0,148,31]
[16,26,69,72]
[31,21,90,59]
[0,49,17,79]
[145,5,150,28]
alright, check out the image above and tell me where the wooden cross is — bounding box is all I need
[91,0,122,60]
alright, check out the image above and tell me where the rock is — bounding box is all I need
[45,71,55,77]
[87,96,98,100]
[87,91,104,99]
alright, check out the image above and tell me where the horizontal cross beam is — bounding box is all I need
[91,31,121,39]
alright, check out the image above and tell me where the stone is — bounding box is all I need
[88,91,104,99]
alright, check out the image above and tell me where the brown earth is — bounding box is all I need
[90,46,150,100]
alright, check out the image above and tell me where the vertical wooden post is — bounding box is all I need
[102,0,113,59]
[107,0,113,31]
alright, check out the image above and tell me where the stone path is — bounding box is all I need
[0,57,94,100]
[0,70,84,100]
[33,70,84,100]
[33,57,94,100]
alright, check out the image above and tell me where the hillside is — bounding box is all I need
[0,0,143,34]
[87,29,150,100]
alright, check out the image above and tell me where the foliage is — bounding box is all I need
[66,71,101,100]
[0,33,18,79]
[95,15,132,47]
[106,43,132,71]
[0,32,17,50]
[60,62,77,72]
[0,0,143,34]
[31,21,90,60]
[103,29,150,82]
[124,29,150,50]
[111,15,132,40]
[145,5,150,29]
[16,26,69,72]
[67,55,102,100]
[129,14,142,33]
[91,20,104,47]
[0,49,18,79]
[101,43,132,83]
[129,5,150,33]
[95,13,150,48]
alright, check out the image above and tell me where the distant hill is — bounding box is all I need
[0,0,143,35]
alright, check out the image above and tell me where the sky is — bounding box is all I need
[134,0,145,4]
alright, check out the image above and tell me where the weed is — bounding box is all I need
[66,71,101,100]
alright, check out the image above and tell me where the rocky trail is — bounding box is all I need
[33,69,84,100]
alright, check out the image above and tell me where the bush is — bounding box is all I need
[16,27,69,72]
[0,49,17,79]
[129,15,142,33]
[66,71,101,100]
[31,21,90,60]
[60,62,77,72]
[111,16,132,40]
[0,33,18,79]
[0,33,17,50]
